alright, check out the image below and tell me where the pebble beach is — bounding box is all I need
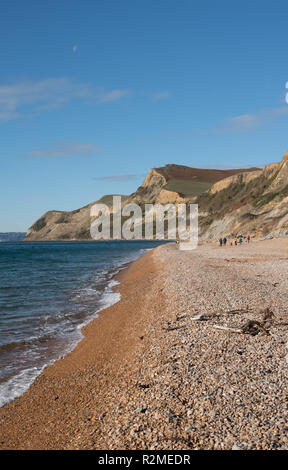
[0,238,287,450]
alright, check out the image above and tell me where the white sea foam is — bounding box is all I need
[0,367,45,408]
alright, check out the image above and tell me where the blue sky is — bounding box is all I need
[1,0,288,231]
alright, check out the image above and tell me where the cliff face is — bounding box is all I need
[130,168,168,203]
[25,204,94,241]
[198,151,288,239]
[25,154,288,241]
[130,168,187,205]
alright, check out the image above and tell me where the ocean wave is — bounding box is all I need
[0,367,45,408]
[0,332,55,354]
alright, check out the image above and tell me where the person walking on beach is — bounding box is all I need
[234,237,238,246]
[247,234,251,243]
[223,237,227,246]
[219,238,223,247]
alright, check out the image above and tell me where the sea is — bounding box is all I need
[0,239,166,407]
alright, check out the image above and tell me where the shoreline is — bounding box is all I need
[0,238,287,450]
[0,247,164,449]
[0,243,158,410]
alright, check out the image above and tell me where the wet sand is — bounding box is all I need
[0,239,287,450]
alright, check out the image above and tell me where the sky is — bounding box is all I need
[1,0,288,231]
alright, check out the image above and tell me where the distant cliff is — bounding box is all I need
[25,153,288,241]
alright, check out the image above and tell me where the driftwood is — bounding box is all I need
[188,307,276,337]
[261,307,275,323]
[164,325,187,332]
[191,314,213,321]
[212,319,272,336]
[176,314,188,321]
[212,321,269,336]
[241,320,270,336]
[212,325,242,333]
[191,306,250,322]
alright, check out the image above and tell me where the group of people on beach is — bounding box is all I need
[219,234,250,247]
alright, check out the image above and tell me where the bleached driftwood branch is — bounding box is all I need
[212,325,242,333]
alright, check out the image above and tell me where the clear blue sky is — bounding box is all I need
[1,0,288,231]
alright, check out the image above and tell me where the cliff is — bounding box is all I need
[198,151,288,239]
[25,153,288,241]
